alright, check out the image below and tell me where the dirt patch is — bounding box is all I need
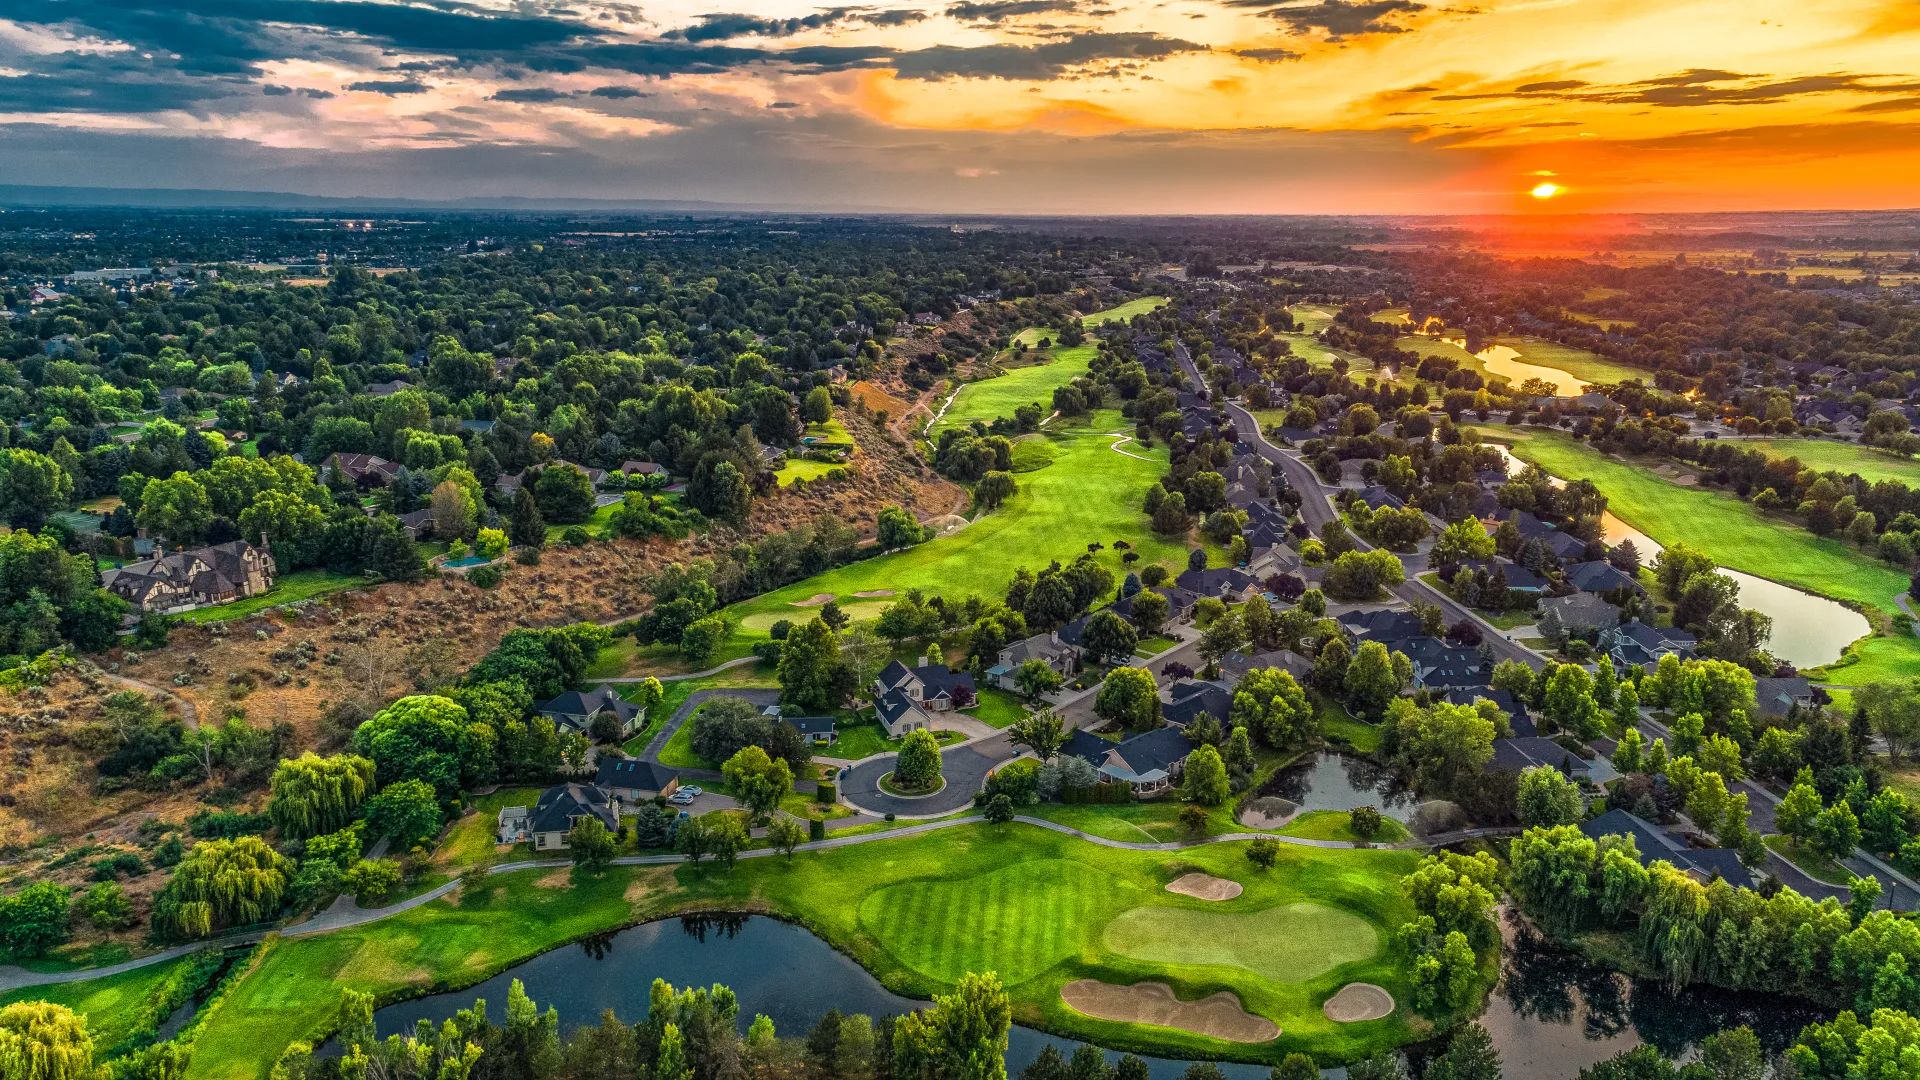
[853,590,896,598]
[1166,873,1243,901]
[1323,983,1395,1023]
[535,867,572,889]
[791,593,836,607]
[1238,797,1298,830]
[625,876,651,904]
[921,514,968,536]
[1061,980,1277,1043]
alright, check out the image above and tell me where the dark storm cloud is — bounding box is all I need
[589,86,647,99]
[492,87,574,102]
[945,1,1082,22]
[347,79,431,94]
[1220,1,1424,39]
[666,10,856,41]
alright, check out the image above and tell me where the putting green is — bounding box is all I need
[1103,903,1380,983]
[861,859,1135,985]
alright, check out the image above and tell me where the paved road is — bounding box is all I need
[840,733,1016,816]
[634,687,780,782]
[1172,344,1544,672]
[0,811,1441,993]
[595,656,762,683]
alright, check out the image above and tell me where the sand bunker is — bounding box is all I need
[1323,983,1395,1023]
[790,594,835,607]
[1166,873,1243,901]
[1062,981,1277,1043]
[853,590,895,598]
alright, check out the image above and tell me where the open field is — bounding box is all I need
[1082,297,1167,326]
[161,821,1418,1080]
[938,343,1094,433]
[1501,430,1920,683]
[709,417,1187,661]
[1743,439,1920,488]
[175,569,364,623]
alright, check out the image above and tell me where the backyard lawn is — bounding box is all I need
[435,786,542,870]
[168,822,1419,1080]
[176,569,364,623]
[967,687,1029,728]
[775,458,841,486]
[821,721,964,762]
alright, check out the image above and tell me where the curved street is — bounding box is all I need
[838,732,1015,816]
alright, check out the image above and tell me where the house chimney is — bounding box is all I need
[918,654,929,668]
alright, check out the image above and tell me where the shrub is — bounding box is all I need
[469,565,503,589]
[809,818,827,841]
[562,526,593,547]
[816,781,837,804]
[343,859,401,904]
[1350,805,1384,840]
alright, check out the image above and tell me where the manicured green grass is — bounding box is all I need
[1279,811,1410,845]
[1416,573,1535,629]
[804,418,854,446]
[1133,635,1179,658]
[860,858,1123,984]
[1010,439,1058,472]
[156,823,1420,1078]
[1504,431,1909,614]
[1082,296,1167,326]
[0,955,194,1055]
[1021,801,1242,843]
[657,714,713,768]
[938,342,1095,433]
[1101,902,1379,982]
[437,787,542,870]
[176,569,364,623]
[1492,337,1647,385]
[1763,835,1854,887]
[707,421,1186,663]
[543,504,616,543]
[1744,439,1920,488]
[1316,697,1382,754]
[823,721,963,761]
[1809,635,1920,687]
[967,687,1029,728]
[1287,305,1339,334]
[775,458,842,487]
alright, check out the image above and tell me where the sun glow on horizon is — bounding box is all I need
[1531,183,1563,199]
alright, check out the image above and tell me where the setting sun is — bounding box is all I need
[1531,183,1563,199]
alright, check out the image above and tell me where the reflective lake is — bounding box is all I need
[1469,344,1583,398]
[1483,443,1867,668]
[334,912,1836,1080]
[1258,752,1418,822]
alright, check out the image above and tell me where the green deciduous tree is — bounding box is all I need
[722,745,794,824]
[894,730,942,790]
[892,972,1011,1080]
[778,618,847,712]
[568,816,617,869]
[0,1001,99,1080]
[268,752,374,841]
[1182,745,1230,806]
[150,836,293,940]
[1094,666,1160,732]
[1517,766,1584,827]
[365,778,443,849]
[0,882,72,962]
[136,471,212,546]
[1344,640,1403,717]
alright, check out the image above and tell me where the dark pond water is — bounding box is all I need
[1258,753,1417,822]
[1477,910,1828,1077]
[341,913,1834,1080]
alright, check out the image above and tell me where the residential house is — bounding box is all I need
[102,540,276,614]
[1456,560,1550,595]
[1068,726,1195,797]
[785,715,840,746]
[1493,737,1592,781]
[364,379,413,398]
[873,660,976,712]
[1338,608,1426,646]
[1111,586,1200,625]
[620,461,667,478]
[1606,620,1697,667]
[1356,486,1405,511]
[1539,592,1621,634]
[1753,677,1817,719]
[1581,808,1753,889]
[1396,637,1491,689]
[592,758,680,803]
[875,689,937,738]
[1565,561,1643,596]
[1175,566,1262,602]
[1163,681,1234,727]
[460,419,497,435]
[1217,648,1314,684]
[535,686,646,739]
[397,508,437,541]
[528,783,620,851]
[1442,688,1533,736]
[323,452,401,488]
[989,633,1077,690]
[1539,531,1591,562]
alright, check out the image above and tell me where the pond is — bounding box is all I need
[333,912,1835,1080]
[1482,444,1868,668]
[1422,337,1582,398]
[1258,752,1418,822]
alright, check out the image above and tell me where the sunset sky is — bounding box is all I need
[2,0,1917,213]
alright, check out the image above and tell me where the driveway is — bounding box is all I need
[839,732,1016,816]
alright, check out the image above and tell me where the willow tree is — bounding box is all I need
[268,753,375,841]
[0,1001,100,1080]
[151,836,294,940]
